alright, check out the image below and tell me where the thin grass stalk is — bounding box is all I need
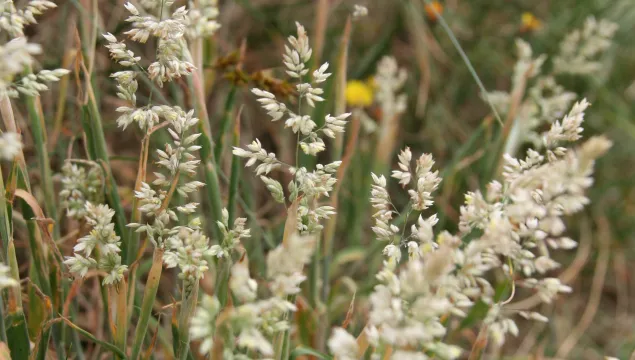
[318,14,352,323]
[108,280,128,359]
[50,40,77,150]
[0,293,6,344]
[5,241,30,359]
[214,87,237,162]
[318,113,360,350]
[0,168,10,342]
[309,19,353,342]
[403,1,432,118]
[0,94,20,260]
[312,0,329,69]
[2,94,66,359]
[0,157,12,263]
[177,283,199,360]
[76,1,130,261]
[130,248,165,360]
[273,200,300,359]
[214,258,231,307]
[58,316,127,358]
[126,123,167,331]
[187,71,223,242]
[185,30,223,241]
[25,94,59,239]
[419,0,503,127]
[227,113,241,224]
[490,65,533,179]
[273,296,294,360]
[81,72,130,263]
[171,306,180,357]
[332,17,351,159]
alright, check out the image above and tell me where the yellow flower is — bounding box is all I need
[345,80,373,107]
[521,12,542,32]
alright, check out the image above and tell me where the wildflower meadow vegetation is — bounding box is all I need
[0,0,634,359]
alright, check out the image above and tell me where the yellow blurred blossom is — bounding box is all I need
[521,12,542,32]
[424,1,443,21]
[345,80,374,107]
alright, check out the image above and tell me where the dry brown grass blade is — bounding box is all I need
[405,3,432,118]
[26,279,53,360]
[312,0,329,69]
[0,94,18,133]
[334,16,352,156]
[355,325,370,358]
[50,45,77,150]
[141,314,161,360]
[0,342,10,360]
[62,279,82,317]
[614,249,629,321]
[107,279,128,356]
[340,291,356,329]
[210,304,236,360]
[322,112,360,253]
[468,324,489,360]
[494,62,534,174]
[13,189,66,272]
[555,215,611,358]
[282,196,300,247]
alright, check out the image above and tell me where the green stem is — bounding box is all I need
[83,98,130,262]
[24,94,59,239]
[131,249,164,360]
[227,119,241,224]
[109,280,129,359]
[177,283,199,360]
[5,241,29,358]
[62,317,127,359]
[187,74,224,243]
[3,94,65,360]
[214,87,237,162]
[214,258,231,307]
[0,151,12,263]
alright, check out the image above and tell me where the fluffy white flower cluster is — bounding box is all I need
[124,2,195,86]
[374,56,408,124]
[234,22,348,235]
[237,22,349,157]
[0,131,22,161]
[486,24,615,156]
[0,2,70,97]
[127,108,205,251]
[64,203,128,285]
[208,208,251,259]
[105,1,199,103]
[370,148,442,265]
[352,4,369,19]
[329,100,610,357]
[0,0,57,37]
[59,162,104,220]
[0,263,17,290]
[0,37,69,98]
[104,0,215,296]
[554,17,618,75]
[185,0,221,39]
[190,232,316,358]
[163,226,210,293]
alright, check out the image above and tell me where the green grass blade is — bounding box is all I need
[214,87,238,162]
[24,94,59,239]
[131,249,164,360]
[227,113,241,224]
